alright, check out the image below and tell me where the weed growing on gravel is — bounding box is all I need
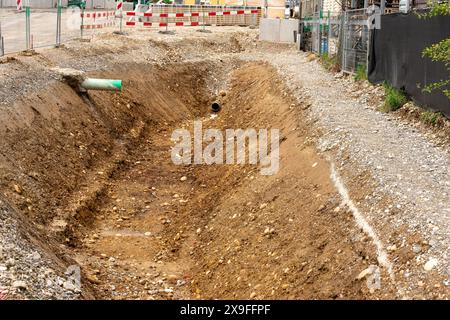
[353,64,367,81]
[319,53,340,72]
[420,111,444,125]
[381,83,407,112]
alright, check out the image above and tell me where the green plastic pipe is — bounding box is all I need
[80,78,122,91]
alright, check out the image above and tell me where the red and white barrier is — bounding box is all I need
[81,11,115,19]
[127,21,201,27]
[16,0,22,12]
[125,9,259,27]
[81,11,116,30]
[116,1,123,12]
[126,9,258,18]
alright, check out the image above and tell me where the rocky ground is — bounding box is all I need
[0,26,448,300]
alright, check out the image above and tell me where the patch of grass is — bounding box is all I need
[353,64,367,81]
[380,83,407,112]
[420,111,444,125]
[319,53,340,72]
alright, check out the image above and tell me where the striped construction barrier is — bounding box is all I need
[81,11,116,19]
[81,11,116,30]
[125,10,259,18]
[127,21,201,27]
[125,9,260,27]
[81,21,115,30]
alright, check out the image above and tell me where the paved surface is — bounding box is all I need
[0,8,116,54]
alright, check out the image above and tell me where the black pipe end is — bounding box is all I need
[211,102,221,113]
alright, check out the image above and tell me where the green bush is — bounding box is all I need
[381,83,407,112]
[353,64,367,81]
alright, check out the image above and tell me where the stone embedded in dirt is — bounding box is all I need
[13,184,22,194]
[30,251,41,261]
[259,203,267,210]
[86,274,101,284]
[250,292,257,299]
[356,265,378,280]
[263,227,275,236]
[5,258,15,268]
[424,258,438,271]
[12,280,27,290]
[180,176,187,182]
[167,274,178,284]
[144,232,152,236]
[176,279,186,287]
[412,244,422,254]
[387,245,397,252]
[63,280,79,292]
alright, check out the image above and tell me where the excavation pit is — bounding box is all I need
[0,54,392,300]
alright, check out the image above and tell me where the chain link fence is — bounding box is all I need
[300,8,373,75]
[0,7,116,55]
[0,4,262,56]
[301,12,342,55]
[341,8,370,74]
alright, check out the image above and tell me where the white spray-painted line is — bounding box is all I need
[329,162,395,281]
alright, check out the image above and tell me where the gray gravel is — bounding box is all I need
[0,200,80,300]
[254,50,450,297]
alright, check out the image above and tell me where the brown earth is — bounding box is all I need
[0,52,398,299]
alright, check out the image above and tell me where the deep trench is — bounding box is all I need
[0,60,393,299]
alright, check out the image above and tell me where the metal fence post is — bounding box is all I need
[119,6,123,34]
[81,6,85,40]
[0,22,4,57]
[341,11,346,71]
[202,5,206,32]
[366,12,371,75]
[318,10,322,55]
[25,5,31,51]
[56,0,62,47]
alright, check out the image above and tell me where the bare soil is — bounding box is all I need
[0,27,447,300]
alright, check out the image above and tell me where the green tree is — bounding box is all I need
[418,3,450,99]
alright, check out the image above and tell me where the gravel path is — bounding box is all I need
[255,50,450,296]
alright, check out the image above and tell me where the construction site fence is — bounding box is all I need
[0,4,261,56]
[125,5,261,27]
[300,8,371,75]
